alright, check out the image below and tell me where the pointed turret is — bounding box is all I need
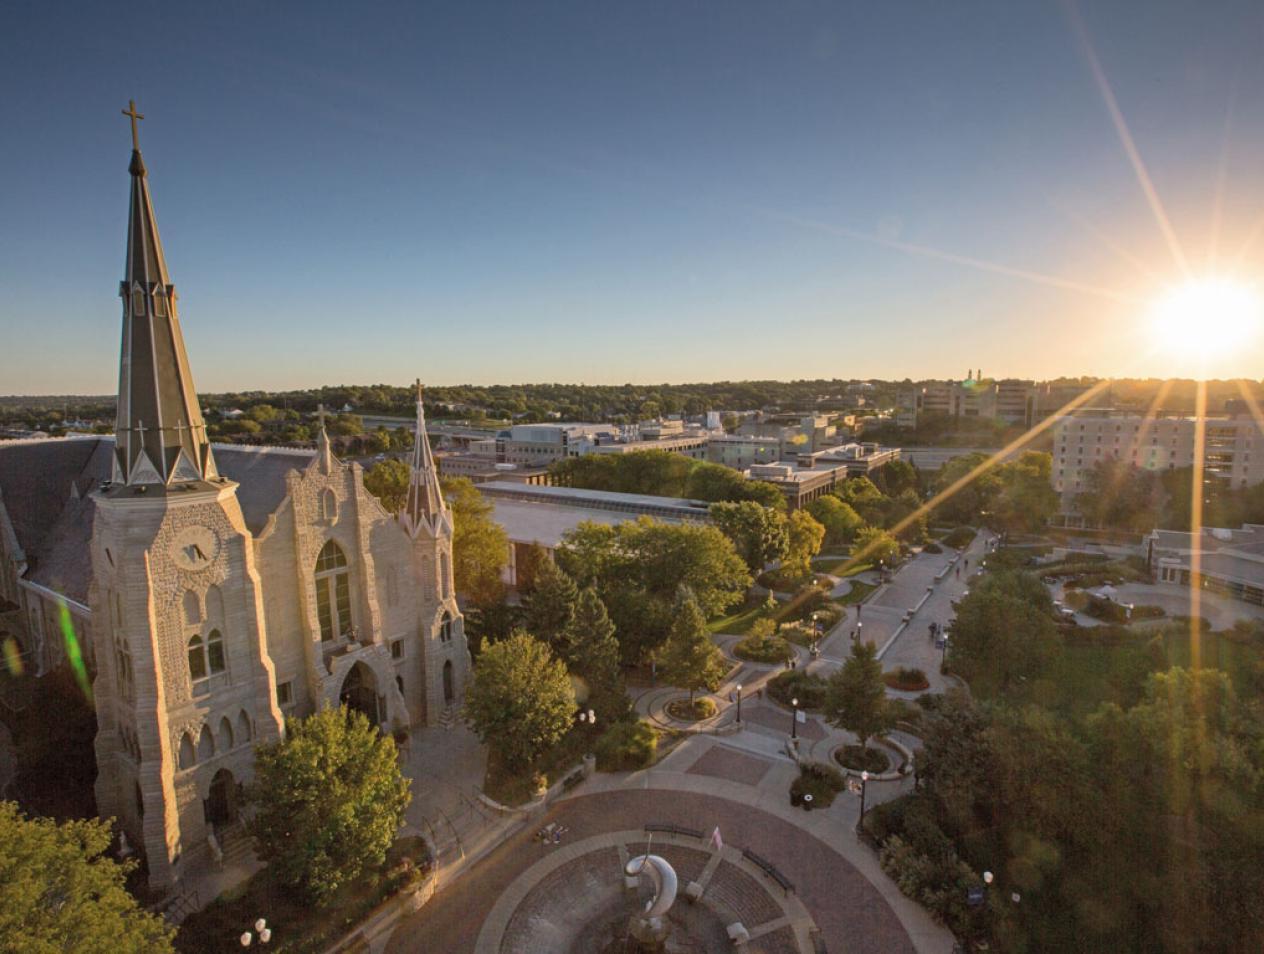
[113,100,216,486]
[400,381,447,538]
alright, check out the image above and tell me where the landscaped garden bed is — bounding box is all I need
[834,744,891,774]
[883,666,930,691]
[733,627,793,663]
[766,670,828,711]
[665,697,717,722]
[789,762,846,808]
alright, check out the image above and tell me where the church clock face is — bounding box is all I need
[170,526,218,571]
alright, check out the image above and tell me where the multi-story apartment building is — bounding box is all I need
[1052,410,1264,515]
[897,375,1035,429]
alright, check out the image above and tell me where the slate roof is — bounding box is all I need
[0,437,315,605]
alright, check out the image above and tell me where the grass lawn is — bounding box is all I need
[835,581,877,605]
[810,554,874,577]
[707,597,771,636]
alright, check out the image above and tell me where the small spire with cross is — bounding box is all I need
[122,99,144,151]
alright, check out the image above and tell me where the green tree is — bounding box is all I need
[837,475,890,526]
[556,517,749,663]
[442,477,510,605]
[806,495,864,548]
[853,525,900,566]
[932,452,1003,525]
[876,458,920,496]
[993,452,1059,532]
[568,587,626,721]
[514,542,552,595]
[824,641,892,751]
[524,559,580,662]
[0,803,175,952]
[363,458,409,514]
[949,571,1060,691]
[783,510,825,583]
[658,588,728,701]
[464,631,575,771]
[247,707,411,906]
[708,500,789,571]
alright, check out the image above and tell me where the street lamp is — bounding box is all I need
[790,697,799,740]
[735,683,743,724]
[577,708,597,727]
[856,770,870,831]
[940,634,949,668]
[240,919,271,946]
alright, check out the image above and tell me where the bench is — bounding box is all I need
[741,848,794,895]
[644,823,705,840]
[562,770,585,791]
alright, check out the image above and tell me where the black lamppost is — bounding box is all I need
[735,683,743,724]
[790,697,799,740]
[855,770,870,831]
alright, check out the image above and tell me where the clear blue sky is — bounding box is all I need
[3,0,1262,394]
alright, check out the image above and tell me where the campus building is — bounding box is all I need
[0,129,469,893]
[1145,525,1264,607]
[475,481,711,585]
[1051,410,1264,515]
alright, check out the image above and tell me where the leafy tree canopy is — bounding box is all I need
[464,631,576,771]
[0,803,175,953]
[247,707,411,906]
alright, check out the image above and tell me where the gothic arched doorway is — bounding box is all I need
[442,660,454,705]
[205,769,236,827]
[340,661,380,725]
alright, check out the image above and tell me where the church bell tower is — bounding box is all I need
[90,102,283,892]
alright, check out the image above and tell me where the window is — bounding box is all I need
[237,710,253,742]
[188,630,225,686]
[153,287,168,318]
[131,286,145,316]
[188,635,207,682]
[440,611,453,643]
[391,639,403,660]
[206,629,225,674]
[321,489,337,522]
[315,541,352,641]
[276,681,293,707]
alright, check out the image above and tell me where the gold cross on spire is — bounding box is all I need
[122,99,144,151]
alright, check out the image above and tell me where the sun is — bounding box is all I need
[1150,278,1261,362]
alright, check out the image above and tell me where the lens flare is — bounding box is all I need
[59,600,93,704]
[1150,278,1260,361]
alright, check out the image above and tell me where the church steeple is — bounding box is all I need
[113,100,216,486]
[400,381,447,538]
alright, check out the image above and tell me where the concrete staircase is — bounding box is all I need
[218,822,255,869]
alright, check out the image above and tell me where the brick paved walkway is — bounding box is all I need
[385,788,920,954]
[685,743,775,786]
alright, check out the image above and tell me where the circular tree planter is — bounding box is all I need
[834,744,890,774]
[883,667,930,692]
[665,698,717,723]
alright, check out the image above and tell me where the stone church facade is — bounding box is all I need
[0,123,469,891]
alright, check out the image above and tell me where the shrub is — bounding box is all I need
[883,667,930,691]
[767,670,828,710]
[595,720,657,771]
[790,762,846,808]
[665,697,718,721]
[734,627,792,663]
[835,743,890,773]
[942,527,976,549]
[922,542,943,554]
